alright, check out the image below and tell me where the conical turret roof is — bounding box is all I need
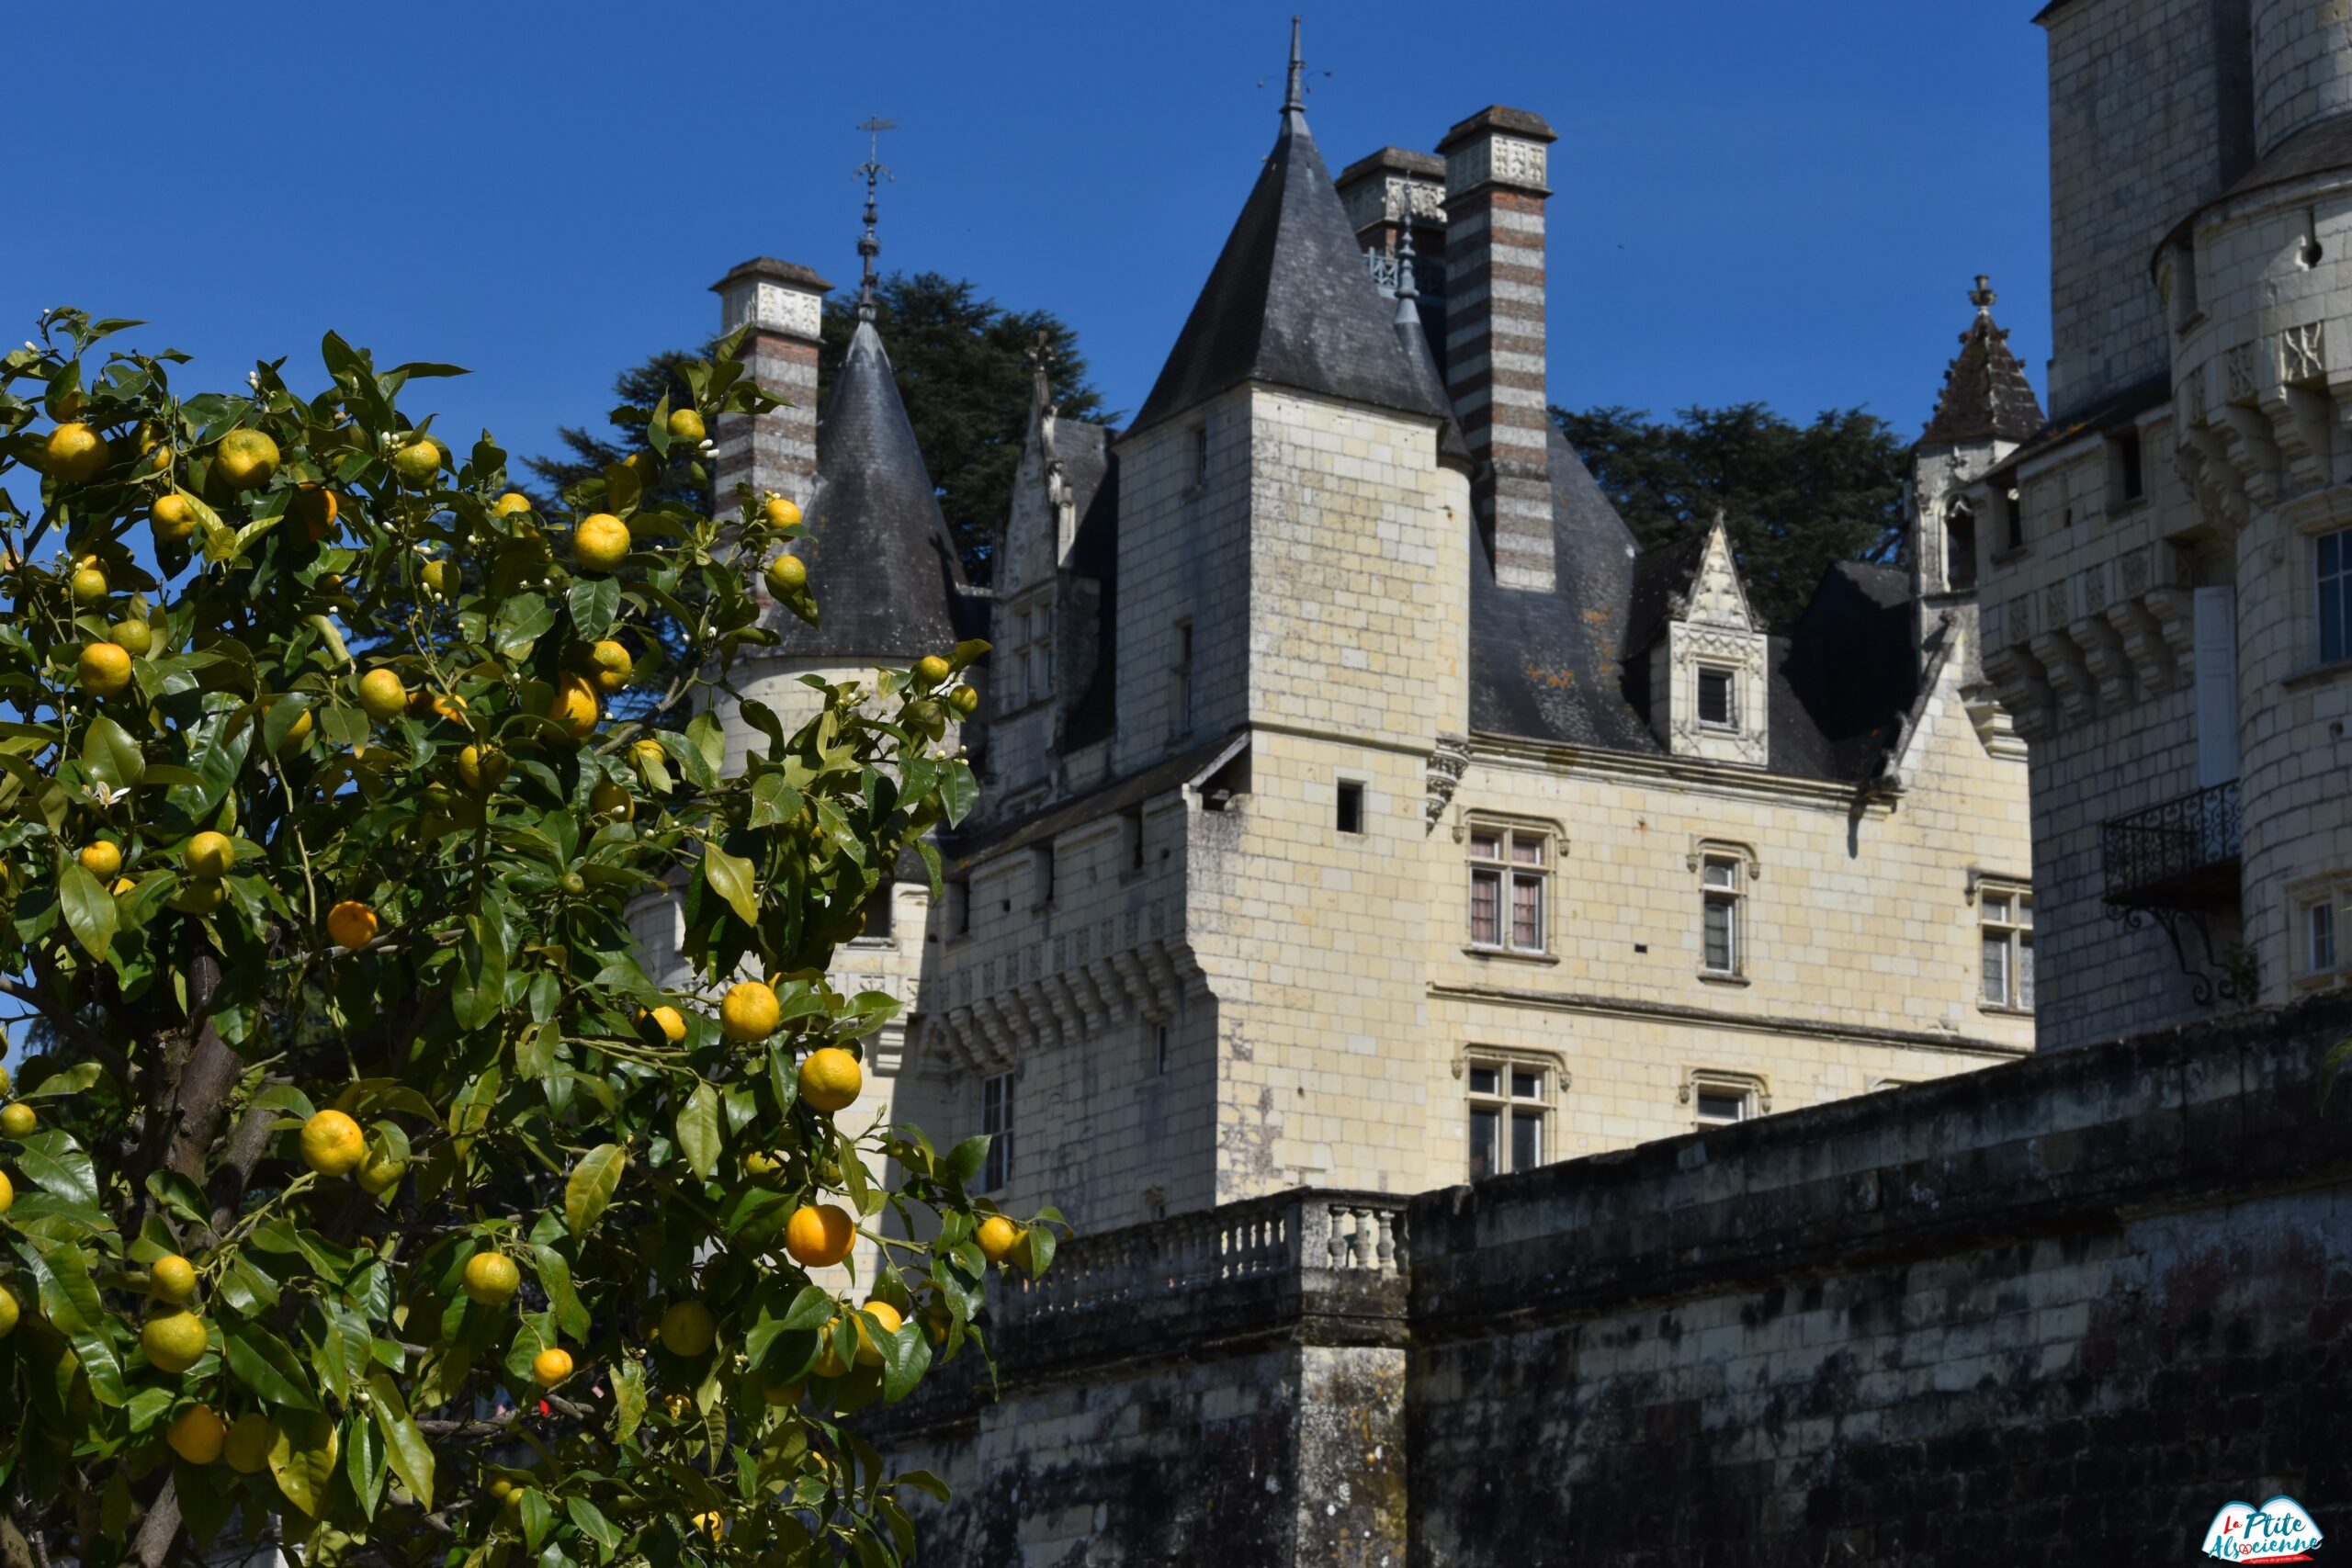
[1920,280,2045,446]
[1130,91,1457,436]
[779,318,965,661]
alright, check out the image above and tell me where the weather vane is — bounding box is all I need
[855,115,899,320]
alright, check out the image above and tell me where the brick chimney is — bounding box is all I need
[709,257,831,514]
[1438,107,1557,592]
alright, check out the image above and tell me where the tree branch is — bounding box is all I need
[0,975,130,1082]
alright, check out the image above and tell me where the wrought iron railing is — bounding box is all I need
[2102,780,2242,908]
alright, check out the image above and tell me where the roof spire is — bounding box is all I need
[854,115,898,322]
[1283,17,1306,122]
[1392,210,1420,327]
[1968,274,1997,315]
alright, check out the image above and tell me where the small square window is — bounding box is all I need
[1467,825,1550,953]
[2310,902,2338,975]
[1689,1073,1764,1128]
[1468,1065,1499,1096]
[1981,886,2035,1010]
[1465,1055,1552,1179]
[1696,667,1735,728]
[1154,1021,1171,1076]
[1336,780,1364,835]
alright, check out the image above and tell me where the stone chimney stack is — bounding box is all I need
[709,257,831,514]
[1438,107,1557,592]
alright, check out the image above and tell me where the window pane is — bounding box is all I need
[1983,931,2008,1004]
[2018,933,2035,1010]
[1703,860,1736,889]
[1703,895,1734,971]
[1510,1068,1541,1100]
[2313,905,2337,973]
[1468,1108,1500,1181]
[1470,831,1502,861]
[1511,874,1544,950]
[1511,1111,1543,1172]
[1510,834,1544,864]
[1470,869,1502,945]
[1468,1065,1499,1096]
[1695,1089,1747,1123]
[1984,893,2010,922]
[2018,897,2033,929]
[1698,669,1732,726]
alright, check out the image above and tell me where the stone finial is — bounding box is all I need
[1283,16,1305,117]
[854,115,898,321]
[1969,275,1997,313]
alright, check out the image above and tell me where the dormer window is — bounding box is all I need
[1696,667,1736,729]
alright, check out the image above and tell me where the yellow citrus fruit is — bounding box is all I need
[797,1047,862,1113]
[660,1300,717,1359]
[783,1203,855,1269]
[719,981,779,1041]
[492,491,533,516]
[813,1323,851,1379]
[742,1148,782,1179]
[70,563,108,604]
[763,1378,803,1407]
[45,423,110,483]
[548,673,598,739]
[853,1300,903,1366]
[692,1513,725,1544]
[274,704,314,750]
[141,1311,209,1373]
[421,558,455,597]
[914,654,952,687]
[975,1214,1022,1265]
[390,438,441,487]
[763,495,801,528]
[532,1347,574,1388]
[948,684,979,716]
[172,878,226,915]
[643,1004,685,1043]
[165,1404,229,1464]
[357,1152,406,1195]
[224,1413,275,1473]
[0,1285,17,1337]
[457,744,509,794]
[185,830,234,879]
[572,513,631,573]
[462,1251,521,1307]
[763,554,807,597]
[78,841,122,879]
[300,1109,367,1177]
[78,641,133,696]
[110,619,153,657]
[215,429,280,491]
[326,900,377,950]
[111,877,135,896]
[0,1102,34,1138]
[666,408,706,445]
[288,484,338,539]
[629,738,665,769]
[590,780,632,821]
[587,639,632,694]
[356,668,407,722]
[149,1255,198,1304]
[151,493,197,540]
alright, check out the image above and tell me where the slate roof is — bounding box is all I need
[1770,561,1918,782]
[1057,447,1121,751]
[779,318,966,661]
[1129,102,1458,437]
[1920,309,2046,446]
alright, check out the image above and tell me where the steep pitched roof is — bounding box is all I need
[1920,305,2045,446]
[777,319,966,662]
[1129,103,1457,435]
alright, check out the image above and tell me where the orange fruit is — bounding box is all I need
[0,1285,18,1337]
[462,1251,521,1306]
[948,685,979,716]
[300,1109,367,1177]
[531,1347,573,1387]
[184,831,234,879]
[914,655,951,687]
[1,1102,34,1138]
[288,484,338,539]
[591,780,632,821]
[797,1047,862,1113]
[645,1004,686,1043]
[421,559,455,598]
[390,438,441,487]
[587,639,632,694]
[357,1151,406,1195]
[719,981,779,1041]
[457,745,509,794]
[763,495,801,528]
[782,1202,855,1269]
[666,409,706,445]
[165,1404,228,1464]
[356,668,407,722]
[571,513,630,573]
[215,429,279,491]
[327,900,377,950]
[660,1300,717,1358]
[149,1255,198,1304]
[763,554,807,597]
[78,842,122,879]
[141,1311,209,1373]
[224,1413,275,1472]
[109,618,153,657]
[70,562,108,604]
[548,673,598,739]
[853,1301,903,1366]
[77,641,133,696]
[0,1173,11,1217]
[492,491,533,516]
[151,493,197,541]
[45,423,110,483]
[975,1214,1022,1265]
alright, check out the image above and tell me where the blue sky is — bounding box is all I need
[3,2,2052,463]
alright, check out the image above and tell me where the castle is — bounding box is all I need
[643,21,2052,1236]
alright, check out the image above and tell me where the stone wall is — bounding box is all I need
[870,990,2352,1565]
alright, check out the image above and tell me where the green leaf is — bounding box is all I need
[367,1371,435,1509]
[65,1327,127,1406]
[81,715,144,790]
[17,1131,97,1205]
[565,1144,626,1236]
[448,1066,503,1152]
[569,577,621,641]
[268,1408,340,1516]
[142,1168,208,1224]
[701,839,760,927]
[687,710,726,777]
[58,862,117,960]
[345,1408,387,1518]
[614,1357,646,1442]
[225,1322,320,1410]
[20,1062,102,1099]
[677,1083,721,1179]
[451,913,508,1032]
[566,1496,621,1562]
[877,1321,932,1404]
[944,1136,990,1187]
[530,1244,590,1341]
[493,593,555,659]
[941,759,979,827]
[749,770,802,829]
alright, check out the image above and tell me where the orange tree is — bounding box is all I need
[0,310,1053,1565]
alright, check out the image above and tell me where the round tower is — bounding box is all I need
[2252,0,2352,157]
